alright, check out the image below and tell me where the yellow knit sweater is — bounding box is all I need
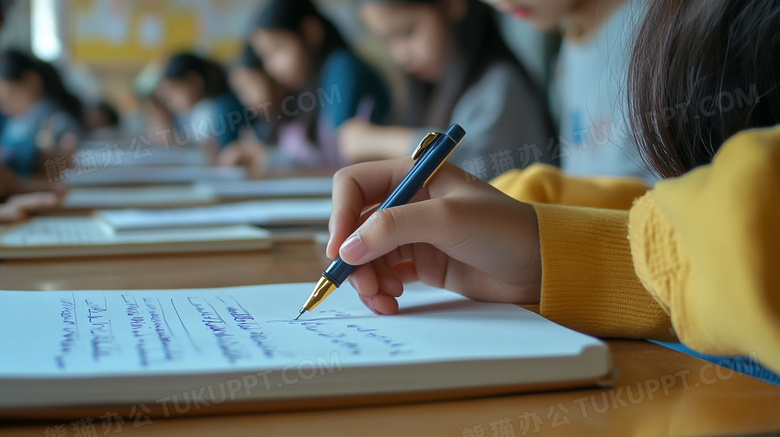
[492,126,780,374]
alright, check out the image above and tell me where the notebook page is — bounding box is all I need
[0,217,269,246]
[64,166,246,186]
[197,177,333,199]
[0,282,605,377]
[63,185,216,208]
[97,199,332,230]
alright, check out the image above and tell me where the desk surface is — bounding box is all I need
[1,243,779,437]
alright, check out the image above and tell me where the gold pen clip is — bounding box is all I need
[411,132,440,160]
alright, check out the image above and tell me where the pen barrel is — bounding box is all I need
[323,257,353,287]
[324,124,466,287]
[379,124,464,209]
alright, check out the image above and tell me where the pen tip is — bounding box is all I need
[294,309,304,320]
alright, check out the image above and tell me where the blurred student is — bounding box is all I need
[328,0,780,381]
[339,0,554,171]
[84,100,121,139]
[217,45,295,175]
[158,52,243,154]
[484,0,656,183]
[0,7,62,221]
[0,49,83,177]
[130,60,177,147]
[250,0,390,167]
[228,45,285,144]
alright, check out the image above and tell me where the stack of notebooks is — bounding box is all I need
[0,177,334,259]
[0,198,332,258]
[61,177,333,209]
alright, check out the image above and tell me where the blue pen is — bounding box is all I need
[295,124,466,319]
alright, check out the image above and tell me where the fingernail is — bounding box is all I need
[340,233,366,263]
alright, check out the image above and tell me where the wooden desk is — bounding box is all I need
[2,243,779,436]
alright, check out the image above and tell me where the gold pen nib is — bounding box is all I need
[296,276,338,318]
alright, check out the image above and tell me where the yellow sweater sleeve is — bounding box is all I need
[629,127,780,373]
[491,164,651,210]
[533,127,780,375]
[534,203,675,340]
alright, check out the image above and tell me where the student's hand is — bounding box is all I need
[16,179,67,196]
[327,158,542,315]
[0,192,60,223]
[217,141,266,178]
[338,119,415,163]
[338,118,376,163]
[0,165,21,198]
[0,164,66,198]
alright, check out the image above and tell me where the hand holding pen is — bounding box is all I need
[296,124,543,318]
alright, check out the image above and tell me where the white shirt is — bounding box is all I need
[554,0,657,184]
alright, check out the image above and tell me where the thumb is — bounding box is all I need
[339,200,448,265]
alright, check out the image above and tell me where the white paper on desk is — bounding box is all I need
[197,177,333,199]
[63,185,216,208]
[77,143,208,167]
[64,166,246,187]
[97,199,332,230]
[0,283,609,407]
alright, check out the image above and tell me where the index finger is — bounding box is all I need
[327,158,415,258]
[326,158,469,258]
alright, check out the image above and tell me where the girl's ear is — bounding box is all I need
[300,16,325,50]
[442,0,467,23]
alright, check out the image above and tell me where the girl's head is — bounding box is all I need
[0,49,83,123]
[361,0,529,128]
[229,44,279,109]
[360,0,462,83]
[480,0,578,30]
[160,52,230,114]
[250,0,348,91]
[628,0,780,179]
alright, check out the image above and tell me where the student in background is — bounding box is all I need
[217,44,290,175]
[227,45,285,144]
[250,0,390,167]
[0,6,62,221]
[0,49,83,177]
[158,52,243,154]
[84,100,121,139]
[326,0,780,381]
[483,0,656,183]
[340,0,554,172]
[130,60,177,147]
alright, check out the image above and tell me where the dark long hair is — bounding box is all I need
[233,43,282,143]
[253,0,348,77]
[163,52,231,98]
[252,0,350,142]
[365,0,538,128]
[628,0,780,179]
[0,49,84,124]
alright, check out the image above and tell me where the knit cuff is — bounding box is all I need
[533,203,674,340]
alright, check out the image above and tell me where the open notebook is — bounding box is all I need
[63,178,333,209]
[196,177,333,199]
[64,166,246,187]
[0,217,271,258]
[63,185,217,209]
[97,199,332,230]
[0,282,611,418]
[76,141,208,167]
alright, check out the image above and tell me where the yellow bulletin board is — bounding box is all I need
[69,0,263,65]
